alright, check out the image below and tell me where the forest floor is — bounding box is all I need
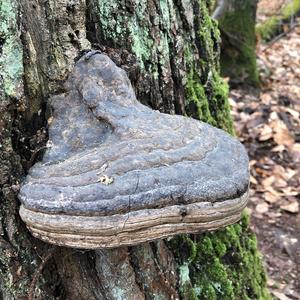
[256,0,292,24]
[229,11,300,300]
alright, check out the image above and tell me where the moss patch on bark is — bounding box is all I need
[92,1,270,298]
[184,0,234,134]
[168,214,271,300]
[218,1,259,86]
[93,0,234,133]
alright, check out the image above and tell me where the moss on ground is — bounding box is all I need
[256,0,300,42]
[168,214,272,300]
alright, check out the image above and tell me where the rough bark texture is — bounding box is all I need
[216,0,259,86]
[0,0,269,299]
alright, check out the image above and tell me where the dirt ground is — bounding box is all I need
[229,4,300,299]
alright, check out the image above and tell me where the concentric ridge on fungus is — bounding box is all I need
[19,51,249,249]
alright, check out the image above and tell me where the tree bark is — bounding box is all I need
[0,0,269,299]
[213,0,259,86]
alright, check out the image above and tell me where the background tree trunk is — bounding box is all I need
[213,0,259,86]
[0,0,270,299]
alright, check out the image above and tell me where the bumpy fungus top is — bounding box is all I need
[19,51,249,249]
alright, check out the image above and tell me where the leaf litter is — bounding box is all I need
[229,12,300,300]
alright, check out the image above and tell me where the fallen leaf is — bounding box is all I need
[271,145,285,152]
[261,175,275,188]
[282,168,297,181]
[260,93,272,104]
[280,201,299,213]
[272,290,293,300]
[259,124,273,141]
[270,111,279,120]
[280,187,299,196]
[284,107,299,118]
[250,175,258,185]
[264,192,279,203]
[272,165,296,182]
[228,97,237,107]
[290,143,300,162]
[256,202,269,214]
[271,119,294,147]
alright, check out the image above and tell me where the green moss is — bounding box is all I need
[256,0,300,42]
[94,2,268,298]
[168,213,271,300]
[184,1,234,135]
[209,71,234,135]
[185,69,215,124]
[218,2,259,86]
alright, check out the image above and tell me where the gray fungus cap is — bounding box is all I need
[19,51,249,249]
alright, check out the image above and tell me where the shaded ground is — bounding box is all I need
[229,14,300,300]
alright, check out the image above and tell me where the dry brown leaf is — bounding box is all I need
[290,143,300,162]
[273,131,294,147]
[280,201,299,214]
[264,192,280,203]
[274,177,287,188]
[283,168,297,181]
[259,124,273,141]
[250,175,258,185]
[255,202,269,214]
[261,175,275,188]
[260,93,272,104]
[280,187,299,196]
[255,167,272,177]
[228,97,237,107]
[271,119,294,147]
[284,107,299,118]
[265,186,282,197]
[270,111,279,121]
[271,145,285,152]
[272,290,293,300]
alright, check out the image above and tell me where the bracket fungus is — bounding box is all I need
[19,51,249,249]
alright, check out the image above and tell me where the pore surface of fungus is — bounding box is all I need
[19,51,249,249]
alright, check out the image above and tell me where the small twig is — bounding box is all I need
[262,22,299,52]
[28,246,58,300]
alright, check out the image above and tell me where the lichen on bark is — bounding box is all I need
[90,0,269,299]
[0,0,23,98]
[0,0,37,297]
[90,0,233,134]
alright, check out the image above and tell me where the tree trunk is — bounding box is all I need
[0,0,269,299]
[213,0,259,86]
